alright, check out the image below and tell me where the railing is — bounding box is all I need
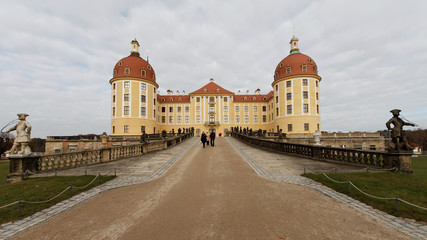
[8,132,193,175]
[231,132,398,169]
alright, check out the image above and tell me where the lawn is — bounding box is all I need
[0,162,115,224]
[0,161,9,185]
[303,156,427,222]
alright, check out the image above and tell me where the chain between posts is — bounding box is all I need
[321,172,426,211]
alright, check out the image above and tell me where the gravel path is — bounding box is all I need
[10,137,415,240]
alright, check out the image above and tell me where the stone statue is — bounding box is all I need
[6,113,32,155]
[386,109,415,151]
[313,130,321,145]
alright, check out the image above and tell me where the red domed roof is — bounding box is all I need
[274,53,320,81]
[112,55,156,83]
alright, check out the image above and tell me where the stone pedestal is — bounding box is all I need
[387,151,413,174]
[6,153,41,182]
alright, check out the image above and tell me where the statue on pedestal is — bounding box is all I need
[386,109,415,151]
[6,113,32,155]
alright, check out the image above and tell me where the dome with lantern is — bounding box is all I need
[274,36,320,81]
[112,39,156,83]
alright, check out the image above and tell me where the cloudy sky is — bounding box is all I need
[0,0,426,138]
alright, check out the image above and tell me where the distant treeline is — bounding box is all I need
[406,129,427,152]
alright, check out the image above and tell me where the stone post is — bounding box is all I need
[7,154,41,182]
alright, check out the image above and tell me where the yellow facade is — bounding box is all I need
[110,36,321,136]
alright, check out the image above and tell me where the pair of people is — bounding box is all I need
[200,131,216,148]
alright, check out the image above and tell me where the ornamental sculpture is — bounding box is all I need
[385,109,415,151]
[5,113,32,155]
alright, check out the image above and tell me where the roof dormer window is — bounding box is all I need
[125,68,130,74]
[286,67,291,74]
[141,70,146,77]
[244,97,247,101]
[252,97,256,100]
[179,97,182,101]
[216,89,220,93]
[302,65,307,72]
[204,89,207,93]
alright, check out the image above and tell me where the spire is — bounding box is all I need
[130,38,140,57]
[289,35,300,55]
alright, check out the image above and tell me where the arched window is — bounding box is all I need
[141,70,146,77]
[125,68,130,74]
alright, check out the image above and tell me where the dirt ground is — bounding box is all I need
[12,138,414,240]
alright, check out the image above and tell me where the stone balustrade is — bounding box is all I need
[231,132,412,173]
[7,132,193,177]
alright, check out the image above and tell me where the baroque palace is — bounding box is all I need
[110,36,321,137]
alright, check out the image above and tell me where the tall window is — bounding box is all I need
[224,97,228,102]
[112,107,115,116]
[263,115,267,122]
[276,108,279,116]
[254,115,258,122]
[302,79,308,86]
[235,106,239,112]
[124,81,130,88]
[276,96,278,103]
[196,116,200,123]
[124,125,129,133]
[304,123,309,131]
[209,97,214,102]
[113,83,116,90]
[185,106,189,112]
[209,104,215,112]
[287,105,292,114]
[224,106,228,112]
[288,124,292,132]
[317,105,320,114]
[141,126,145,133]
[141,95,146,102]
[124,106,129,115]
[161,116,165,123]
[244,106,248,112]
[244,115,249,123]
[177,116,181,123]
[303,91,308,99]
[185,116,189,123]
[287,93,292,100]
[196,97,200,102]
[169,107,173,113]
[236,115,240,123]
[169,116,173,123]
[113,95,115,102]
[141,83,146,90]
[224,115,228,122]
[162,107,166,112]
[262,106,266,112]
[177,106,182,112]
[124,94,129,101]
[209,115,215,123]
[316,92,319,100]
[196,106,200,112]
[141,107,146,116]
[253,106,257,112]
[112,126,115,134]
[303,104,309,113]
[286,81,291,87]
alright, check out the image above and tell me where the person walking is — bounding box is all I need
[210,131,216,147]
[201,132,207,148]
